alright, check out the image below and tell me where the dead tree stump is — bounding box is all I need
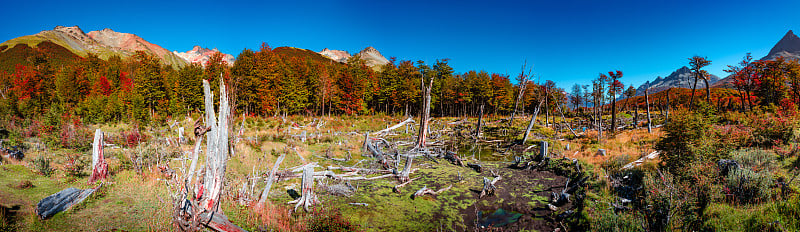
[88,129,107,184]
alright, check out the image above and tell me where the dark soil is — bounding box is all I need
[459,167,571,231]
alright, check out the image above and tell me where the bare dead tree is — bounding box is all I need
[645,85,652,133]
[416,71,435,148]
[509,61,531,127]
[171,78,244,232]
[475,104,484,139]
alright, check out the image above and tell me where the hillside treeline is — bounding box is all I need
[0,43,567,124]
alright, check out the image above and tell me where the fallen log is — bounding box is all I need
[258,154,286,203]
[413,184,452,199]
[36,186,99,219]
[443,151,464,166]
[467,163,483,173]
[372,118,415,136]
[197,211,247,232]
[393,177,421,193]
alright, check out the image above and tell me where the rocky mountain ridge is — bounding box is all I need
[635,66,720,96]
[173,45,235,67]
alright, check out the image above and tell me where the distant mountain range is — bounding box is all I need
[0,26,188,69]
[173,46,235,67]
[318,46,390,71]
[632,29,800,93]
[634,66,720,97]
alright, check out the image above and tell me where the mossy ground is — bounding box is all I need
[1,114,585,231]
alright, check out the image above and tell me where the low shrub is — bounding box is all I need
[591,209,645,232]
[725,168,774,204]
[31,156,54,177]
[63,153,88,178]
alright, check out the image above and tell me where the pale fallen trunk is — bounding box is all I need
[258,154,286,203]
[393,177,421,193]
[413,184,452,199]
[373,118,415,136]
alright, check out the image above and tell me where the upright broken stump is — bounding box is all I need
[88,129,107,184]
[288,165,319,212]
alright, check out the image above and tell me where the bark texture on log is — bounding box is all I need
[36,187,98,219]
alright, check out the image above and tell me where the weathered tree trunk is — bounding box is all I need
[475,104,484,138]
[552,94,578,137]
[417,73,434,148]
[258,154,286,203]
[522,100,544,144]
[289,165,318,212]
[645,87,652,133]
[689,74,699,110]
[597,99,603,142]
[201,78,230,213]
[611,93,617,135]
[665,88,671,123]
[509,77,527,127]
[89,129,107,184]
[704,76,711,105]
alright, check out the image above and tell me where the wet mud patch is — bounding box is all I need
[459,167,570,231]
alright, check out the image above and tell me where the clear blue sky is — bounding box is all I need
[1,0,799,90]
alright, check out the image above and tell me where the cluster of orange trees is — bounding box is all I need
[0,43,564,124]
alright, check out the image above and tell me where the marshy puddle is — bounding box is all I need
[477,208,523,228]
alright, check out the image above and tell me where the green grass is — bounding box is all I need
[0,164,173,231]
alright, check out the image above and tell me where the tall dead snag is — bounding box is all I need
[201,78,230,213]
[645,86,652,133]
[475,104,484,139]
[88,129,107,184]
[509,61,531,127]
[417,71,434,148]
[172,78,244,232]
[665,88,671,123]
